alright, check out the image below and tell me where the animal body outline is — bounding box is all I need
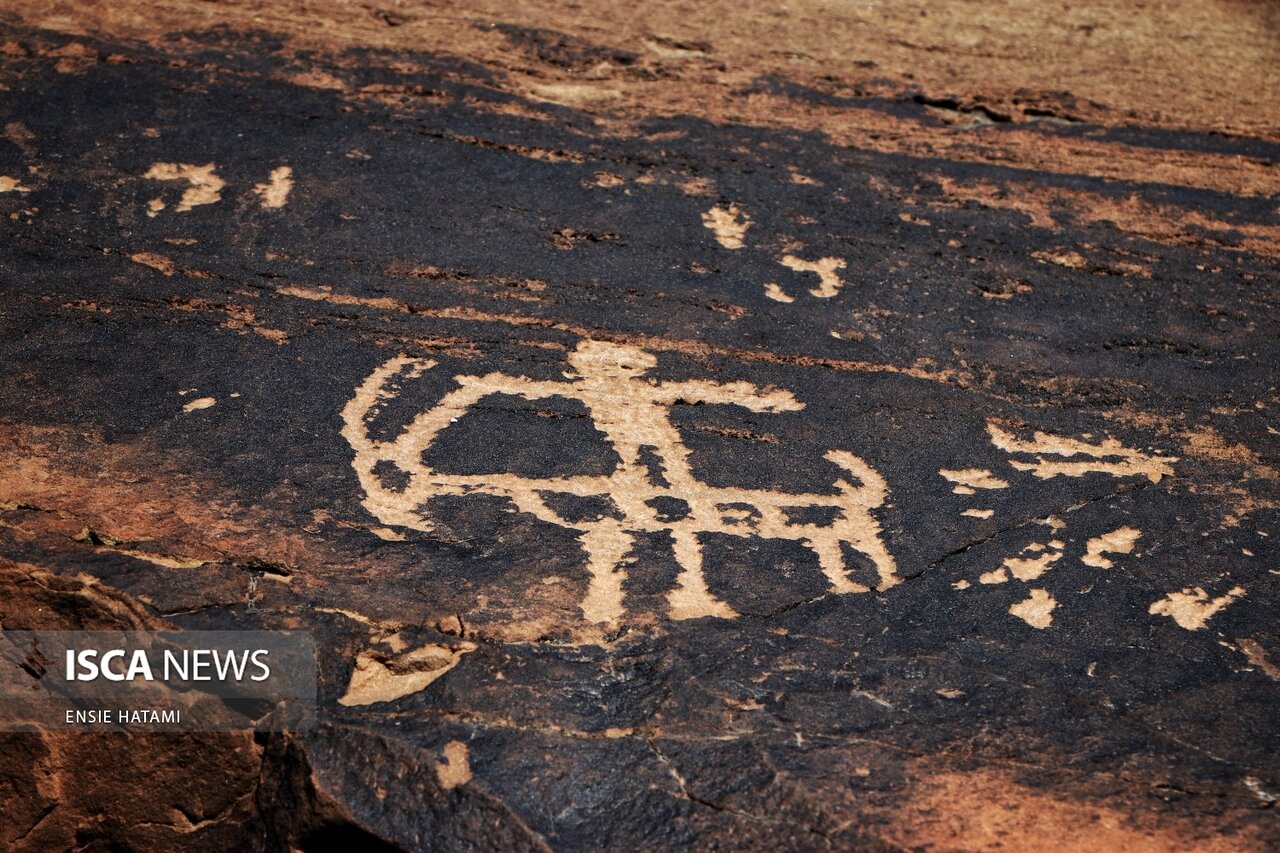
[342,340,900,626]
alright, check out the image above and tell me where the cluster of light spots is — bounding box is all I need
[959,535,1068,629]
[695,203,861,304]
[144,162,224,214]
[145,162,294,215]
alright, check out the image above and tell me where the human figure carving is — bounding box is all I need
[342,340,899,627]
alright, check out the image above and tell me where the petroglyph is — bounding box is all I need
[1149,586,1245,631]
[254,165,294,208]
[143,162,225,213]
[940,468,1009,495]
[969,536,1069,631]
[1010,588,1056,628]
[988,422,1176,482]
[342,341,899,628]
[590,171,624,188]
[1082,526,1141,568]
[779,254,846,298]
[1003,548,1063,582]
[435,741,472,789]
[763,282,794,303]
[976,540,1065,586]
[129,252,175,275]
[339,641,477,706]
[338,351,1194,641]
[0,176,31,193]
[1237,639,1280,682]
[702,204,750,249]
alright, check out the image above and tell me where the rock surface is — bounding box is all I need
[0,1,1277,849]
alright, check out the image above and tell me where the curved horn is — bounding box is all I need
[340,356,437,457]
[824,450,888,507]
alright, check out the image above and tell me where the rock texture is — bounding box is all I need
[0,1,1277,849]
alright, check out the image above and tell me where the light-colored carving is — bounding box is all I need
[763,282,794,303]
[779,254,846,298]
[1003,550,1061,582]
[702,204,750,249]
[1149,586,1245,631]
[129,252,175,275]
[988,422,1176,483]
[254,165,293,208]
[977,540,1063,586]
[435,741,472,789]
[342,341,899,627]
[1009,588,1056,628]
[143,162,224,212]
[339,641,477,706]
[1237,639,1280,682]
[940,468,1009,494]
[1082,526,1141,569]
[0,176,31,193]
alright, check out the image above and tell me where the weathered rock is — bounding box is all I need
[0,1,1277,849]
